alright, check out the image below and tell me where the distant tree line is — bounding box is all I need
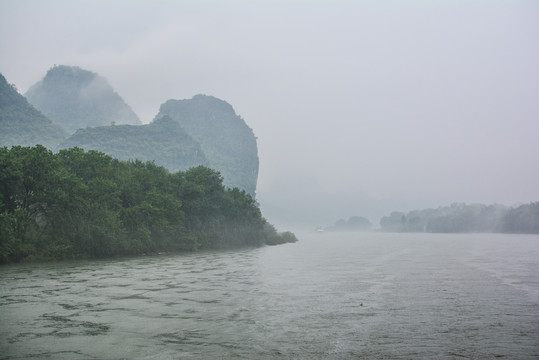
[327,216,372,232]
[379,202,539,234]
[0,145,296,264]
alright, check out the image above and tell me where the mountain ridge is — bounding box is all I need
[2,66,259,196]
[58,115,209,172]
[0,73,67,149]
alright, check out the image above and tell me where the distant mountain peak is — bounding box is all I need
[25,65,141,134]
[5,67,259,197]
[43,65,97,85]
[158,95,258,196]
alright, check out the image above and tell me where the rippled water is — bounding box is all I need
[1,232,538,359]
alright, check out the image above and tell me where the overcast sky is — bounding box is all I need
[1,0,538,228]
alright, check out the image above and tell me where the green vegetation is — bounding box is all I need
[0,145,296,264]
[56,94,260,196]
[158,95,258,196]
[379,202,539,233]
[5,66,259,196]
[0,73,67,149]
[25,65,141,134]
[58,116,208,172]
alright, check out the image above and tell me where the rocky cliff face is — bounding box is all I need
[25,65,141,134]
[157,95,259,197]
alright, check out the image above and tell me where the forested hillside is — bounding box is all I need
[0,145,296,264]
[25,65,141,134]
[158,95,259,196]
[0,73,67,149]
[58,116,208,172]
[4,67,260,196]
[379,202,539,233]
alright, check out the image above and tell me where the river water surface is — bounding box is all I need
[1,232,538,359]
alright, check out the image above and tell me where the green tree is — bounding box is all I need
[0,146,296,263]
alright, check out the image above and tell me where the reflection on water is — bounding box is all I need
[1,233,538,359]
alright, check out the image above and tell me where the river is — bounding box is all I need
[1,232,538,359]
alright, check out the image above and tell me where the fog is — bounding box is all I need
[1,1,538,229]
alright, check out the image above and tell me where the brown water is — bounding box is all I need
[1,232,538,359]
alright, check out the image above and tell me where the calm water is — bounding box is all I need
[1,232,538,359]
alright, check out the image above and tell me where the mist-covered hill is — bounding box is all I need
[380,202,539,234]
[0,73,67,149]
[25,65,141,134]
[327,216,372,232]
[4,67,259,196]
[58,116,208,171]
[158,95,259,196]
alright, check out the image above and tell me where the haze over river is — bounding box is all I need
[1,232,538,359]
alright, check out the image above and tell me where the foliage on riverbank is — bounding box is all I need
[0,145,296,264]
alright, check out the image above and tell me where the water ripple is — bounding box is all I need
[1,234,538,359]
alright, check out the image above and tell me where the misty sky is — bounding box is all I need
[1,0,538,228]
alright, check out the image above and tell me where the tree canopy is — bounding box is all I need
[0,145,295,264]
